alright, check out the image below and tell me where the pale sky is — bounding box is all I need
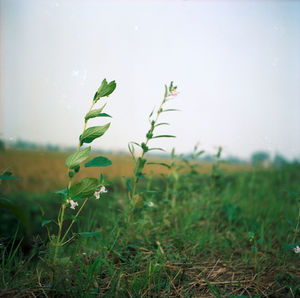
[1,0,300,160]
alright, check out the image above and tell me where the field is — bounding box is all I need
[0,149,300,297]
[0,150,252,193]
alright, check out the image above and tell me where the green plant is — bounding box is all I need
[126,82,178,225]
[45,79,116,269]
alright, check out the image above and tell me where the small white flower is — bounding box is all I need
[148,201,154,207]
[94,191,100,199]
[100,186,107,193]
[293,246,300,254]
[170,90,178,96]
[70,200,78,210]
[94,185,108,199]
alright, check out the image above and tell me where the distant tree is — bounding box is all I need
[251,151,270,167]
[201,154,214,162]
[46,144,60,151]
[273,154,287,167]
[226,156,243,164]
[15,139,38,150]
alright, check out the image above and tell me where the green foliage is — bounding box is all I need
[80,123,111,144]
[1,163,300,296]
[84,104,111,121]
[84,156,112,167]
[2,79,300,296]
[65,146,91,169]
[49,79,115,269]
[69,177,98,198]
[251,151,270,166]
[128,82,178,205]
[94,79,116,102]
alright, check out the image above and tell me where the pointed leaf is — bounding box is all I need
[147,148,166,152]
[65,147,91,169]
[128,143,135,160]
[85,156,112,167]
[126,178,132,192]
[41,220,52,227]
[149,108,155,119]
[80,123,110,144]
[196,150,205,157]
[70,177,98,198]
[76,232,100,238]
[54,188,68,199]
[97,79,116,98]
[147,162,171,169]
[164,85,168,98]
[134,158,146,176]
[131,142,141,148]
[0,175,19,181]
[155,122,170,127]
[85,104,107,120]
[152,135,176,139]
[161,109,180,113]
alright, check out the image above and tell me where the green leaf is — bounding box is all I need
[147,148,165,152]
[85,104,105,119]
[76,232,100,238]
[84,104,111,121]
[128,143,135,160]
[155,122,170,127]
[70,177,98,198]
[97,79,116,98]
[99,173,104,184]
[164,85,168,98]
[134,157,146,177]
[131,142,141,148]
[0,198,30,230]
[42,220,52,227]
[65,147,91,169]
[196,150,205,157]
[85,156,112,167]
[149,108,155,119]
[152,135,176,139]
[162,109,180,113]
[54,188,68,198]
[126,178,132,192]
[0,175,19,181]
[80,123,110,144]
[171,148,175,158]
[147,162,171,169]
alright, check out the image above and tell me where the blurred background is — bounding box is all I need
[0,0,300,162]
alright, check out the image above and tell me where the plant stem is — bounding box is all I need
[292,205,300,244]
[77,102,96,152]
[60,197,89,244]
[130,91,168,202]
[53,204,66,264]
[53,100,96,264]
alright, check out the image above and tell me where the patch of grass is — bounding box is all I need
[0,163,299,296]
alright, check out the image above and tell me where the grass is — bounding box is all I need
[0,150,300,297]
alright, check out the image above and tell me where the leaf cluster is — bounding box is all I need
[62,79,116,201]
[128,81,178,199]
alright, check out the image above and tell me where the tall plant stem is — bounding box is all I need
[53,101,96,263]
[53,204,66,264]
[60,197,89,244]
[130,92,168,202]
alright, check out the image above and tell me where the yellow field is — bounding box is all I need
[0,150,252,193]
